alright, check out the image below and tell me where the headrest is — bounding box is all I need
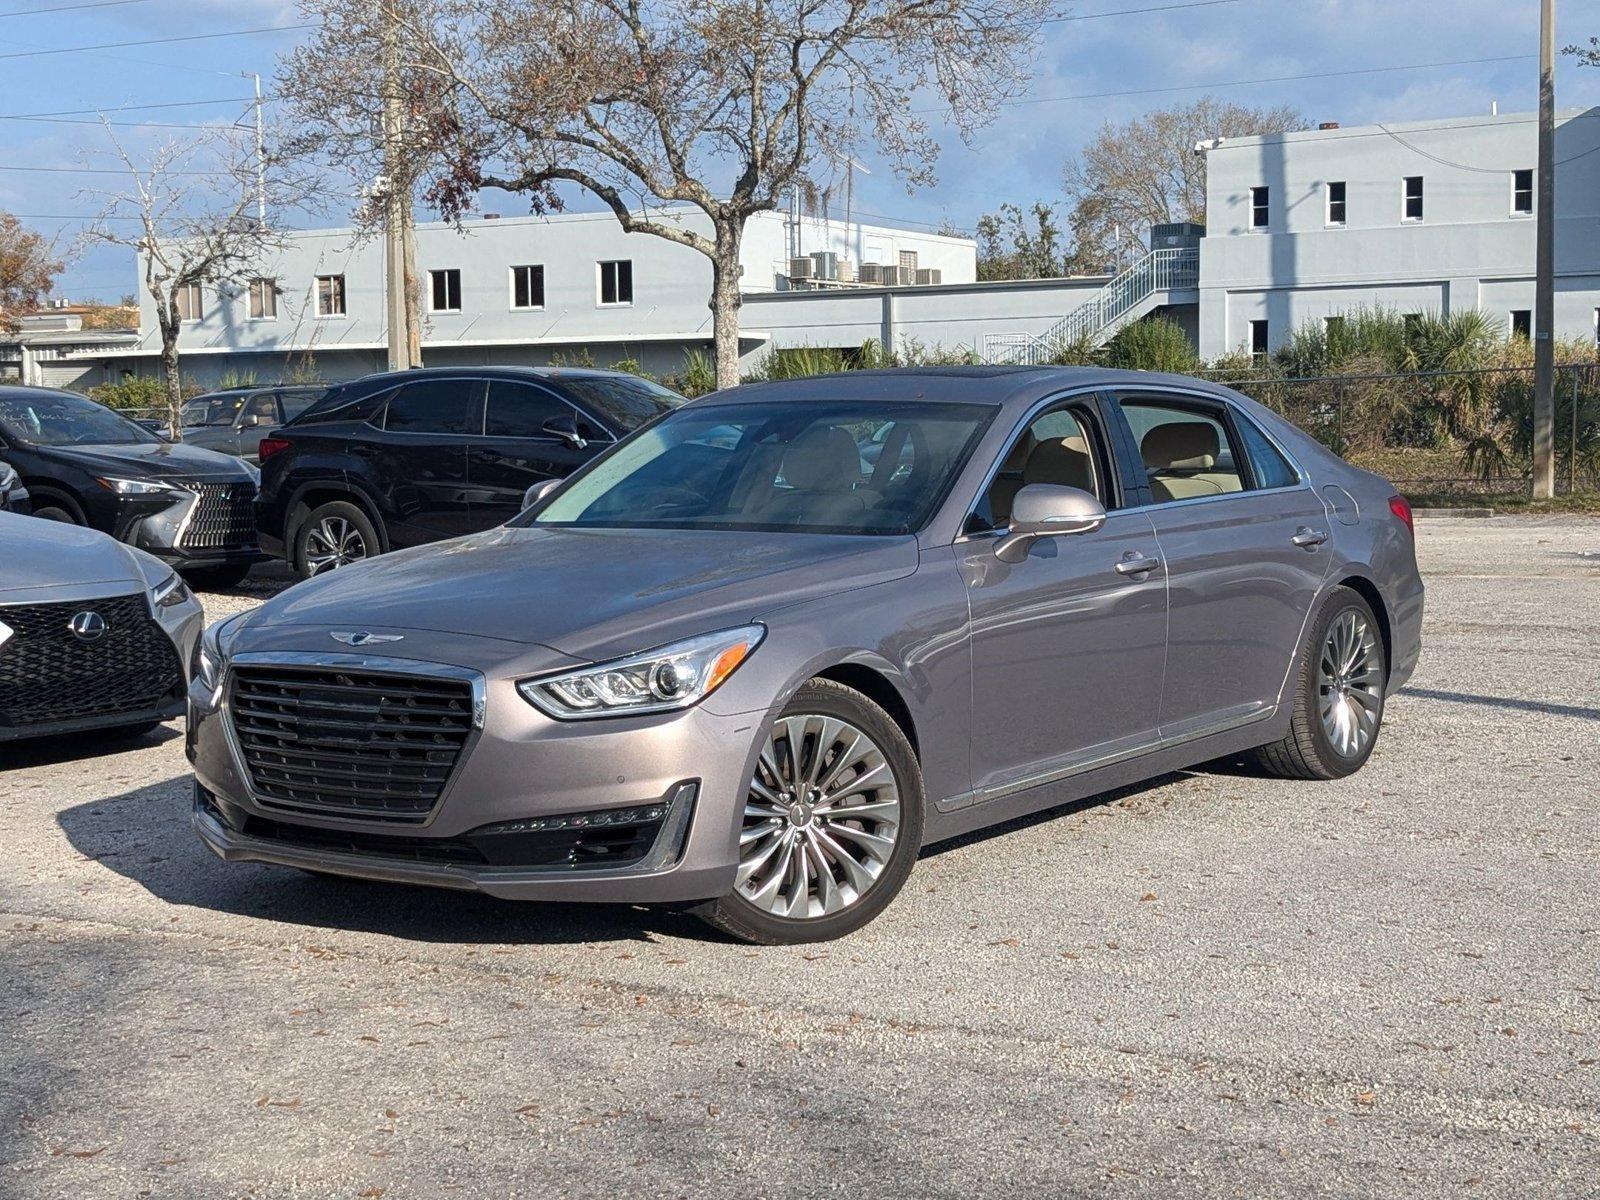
[1023,436,1095,493]
[783,425,860,492]
[1001,431,1037,472]
[1141,421,1218,471]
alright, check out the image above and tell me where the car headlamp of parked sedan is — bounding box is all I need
[0,509,204,743]
[187,367,1423,944]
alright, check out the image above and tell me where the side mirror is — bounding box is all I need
[542,413,587,449]
[994,484,1107,563]
[522,478,561,510]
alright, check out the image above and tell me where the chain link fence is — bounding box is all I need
[1217,364,1600,502]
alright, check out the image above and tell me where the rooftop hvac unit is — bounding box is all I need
[898,250,919,274]
[858,263,883,285]
[878,265,905,287]
[837,259,855,284]
[915,268,942,286]
[789,256,815,280]
[809,251,839,281]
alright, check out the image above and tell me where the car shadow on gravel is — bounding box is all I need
[0,721,182,769]
[55,776,703,946]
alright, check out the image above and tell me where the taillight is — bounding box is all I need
[1388,494,1414,535]
[258,436,291,462]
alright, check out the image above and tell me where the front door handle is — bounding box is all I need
[1115,553,1162,576]
[1291,526,1329,548]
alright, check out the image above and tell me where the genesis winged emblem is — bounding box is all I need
[330,631,405,647]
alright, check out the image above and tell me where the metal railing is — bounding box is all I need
[1219,363,1599,500]
[984,247,1200,365]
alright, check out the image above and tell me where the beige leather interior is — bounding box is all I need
[1024,435,1096,494]
[759,425,872,524]
[1140,421,1242,502]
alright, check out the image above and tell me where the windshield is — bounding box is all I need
[0,391,162,447]
[526,399,994,536]
[182,394,248,427]
[558,376,683,432]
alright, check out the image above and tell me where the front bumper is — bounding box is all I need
[113,482,263,569]
[186,644,759,905]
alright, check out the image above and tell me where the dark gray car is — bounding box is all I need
[188,367,1424,943]
[181,387,326,460]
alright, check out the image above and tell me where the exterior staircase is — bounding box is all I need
[984,246,1200,366]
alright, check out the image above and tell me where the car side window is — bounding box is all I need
[242,394,277,427]
[383,378,482,435]
[969,404,1108,533]
[1234,412,1300,489]
[1120,398,1245,504]
[484,381,575,439]
[278,389,322,422]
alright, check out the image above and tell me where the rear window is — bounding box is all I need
[1235,413,1300,489]
[288,383,389,426]
[555,375,683,432]
[278,388,327,421]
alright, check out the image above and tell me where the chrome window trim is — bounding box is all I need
[219,651,488,827]
[949,384,1112,545]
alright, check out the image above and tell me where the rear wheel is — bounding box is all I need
[694,679,923,945]
[1250,586,1387,780]
[295,500,379,578]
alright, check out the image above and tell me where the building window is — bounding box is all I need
[1510,309,1532,340]
[175,282,202,322]
[1512,168,1534,215]
[510,264,545,310]
[1249,186,1269,230]
[1248,319,1269,359]
[1402,175,1424,221]
[429,268,461,313]
[598,259,633,306]
[248,278,277,321]
[315,274,346,317]
[1326,181,1346,226]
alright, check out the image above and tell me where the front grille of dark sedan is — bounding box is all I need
[227,665,476,820]
[0,594,183,729]
[179,481,258,550]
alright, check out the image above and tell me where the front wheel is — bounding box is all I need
[693,679,924,945]
[1249,586,1387,780]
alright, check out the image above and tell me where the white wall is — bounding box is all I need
[1198,109,1600,357]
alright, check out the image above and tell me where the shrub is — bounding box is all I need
[1102,317,1200,374]
[87,377,168,411]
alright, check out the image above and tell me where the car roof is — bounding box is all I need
[334,365,651,391]
[694,366,1241,409]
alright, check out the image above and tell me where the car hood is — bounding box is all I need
[34,439,252,481]
[246,524,921,662]
[0,510,144,595]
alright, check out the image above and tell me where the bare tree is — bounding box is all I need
[286,0,1049,388]
[0,211,64,328]
[1064,97,1305,272]
[80,127,301,437]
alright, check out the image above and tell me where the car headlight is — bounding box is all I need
[150,571,193,610]
[194,612,246,693]
[519,624,764,720]
[97,476,183,497]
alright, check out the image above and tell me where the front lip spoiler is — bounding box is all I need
[192,781,733,904]
[0,696,183,742]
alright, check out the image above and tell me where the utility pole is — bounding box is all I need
[1531,0,1557,499]
[380,0,417,371]
[242,72,265,229]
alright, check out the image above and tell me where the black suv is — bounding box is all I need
[256,367,684,576]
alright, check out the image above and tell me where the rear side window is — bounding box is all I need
[290,383,389,426]
[383,378,483,435]
[484,381,574,439]
[1120,397,1245,503]
[278,389,325,421]
[1234,413,1300,489]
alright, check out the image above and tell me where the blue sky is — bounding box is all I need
[2,0,1596,303]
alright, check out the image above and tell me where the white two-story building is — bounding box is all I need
[1195,109,1600,358]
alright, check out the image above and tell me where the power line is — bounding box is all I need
[1041,0,1247,24]
[0,96,260,121]
[0,0,150,16]
[0,22,316,62]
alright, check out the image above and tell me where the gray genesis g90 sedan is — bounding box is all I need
[188,368,1423,943]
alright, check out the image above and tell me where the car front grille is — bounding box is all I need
[227,664,477,821]
[179,481,258,550]
[0,593,184,729]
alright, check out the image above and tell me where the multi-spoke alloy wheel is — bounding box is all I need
[1317,610,1382,758]
[696,679,923,944]
[1250,587,1387,781]
[305,515,368,575]
[737,714,902,919]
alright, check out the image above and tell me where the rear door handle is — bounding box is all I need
[1115,553,1162,576]
[1291,526,1328,548]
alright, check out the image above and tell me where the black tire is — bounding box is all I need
[294,500,380,579]
[31,505,78,524]
[693,678,924,945]
[1249,586,1387,781]
[183,563,253,590]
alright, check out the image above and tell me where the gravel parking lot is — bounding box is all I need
[2,518,1596,1199]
